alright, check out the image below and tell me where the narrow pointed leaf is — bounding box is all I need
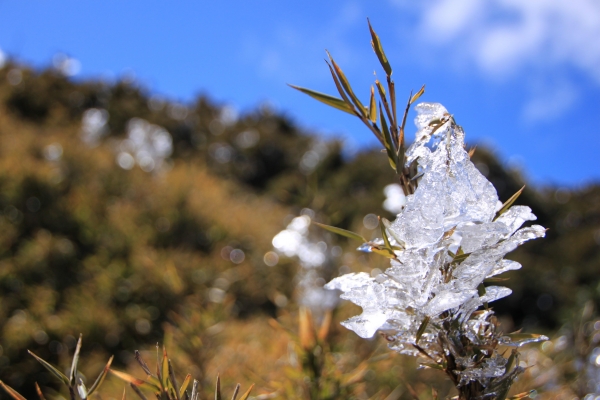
[416,316,430,343]
[231,384,240,400]
[503,332,549,346]
[191,380,199,400]
[0,381,27,400]
[495,186,526,219]
[326,51,366,117]
[28,350,70,387]
[161,348,169,391]
[379,106,398,170]
[215,375,221,400]
[409,85,425,105]
[468,146,477,158]
[109,369,160,392]
[381,218,405,249]
[134,351,153,377]
[88,355,114,395]
[313,222,366,242]
[288,84,354,115]
[368,19,392,76]
[35,382,47,400]
[420,362,444,371]
[451,252,471,264]
[130,383,148,400]
[369,86,377,123]
[179,374,191,399]
[168,359,180,400]
[69,334,83,385]
[378,216,392,251]
[238,385,254,400]
[375,80,394,127]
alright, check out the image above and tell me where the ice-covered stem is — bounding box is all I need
[290,20,424,196]
[325,102,547,399]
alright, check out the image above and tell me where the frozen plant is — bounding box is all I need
[292,21,547,399]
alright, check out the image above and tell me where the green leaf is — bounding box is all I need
[378,216,393,251]
[451,252,471,264]
[495,185,525,220]
[326,51,366,118]
[368,19,392,76]
[288,84,354,115]
[313,222,366,242]
[410,85,425,104]
[88,355,114,395]
[369,86,377,123]
[0,380,27,400]
[379,106,397,170]
[167,359,180,400]
[69,333,83,385]
[28,350,70,387]
[416,316,430,343]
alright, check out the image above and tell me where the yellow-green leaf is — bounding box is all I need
[495,185,525,220]
[109,369,160,392]
[380,218,405,249]
[88,355,114,395]
[410,85,425,104]
[313,222,366,242]
[368,19,392,76]
[326,51,366,117]
[369,86,377,123]
[28,350,70,387]
[238,384,254,400]
[179,374,191,399]
[288,84,354,115]
[416,316,430,343]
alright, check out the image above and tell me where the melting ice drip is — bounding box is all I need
[326,103,547,388]
[272,215,340,318]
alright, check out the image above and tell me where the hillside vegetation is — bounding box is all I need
[0,63,599,398]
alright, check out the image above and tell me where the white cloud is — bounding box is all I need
[401,0,600,121]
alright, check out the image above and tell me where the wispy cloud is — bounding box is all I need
[395,0,600,121]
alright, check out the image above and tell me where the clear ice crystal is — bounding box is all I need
[328,102,546,354]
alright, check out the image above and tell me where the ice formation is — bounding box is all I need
[326,103,546,381]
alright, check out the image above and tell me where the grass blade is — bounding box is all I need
[368,18,392,76]
[134,350,153,377]
[129,383,149,400]
[109,369,160,392]
[231,384,240,400]
[88,355,114,395]
[369,86,377,123]
[410,85,425,105]
[69,334,83,385]
[416,316,430,343]
[495,185,525,220]
[28,350,70,387]
[161,347,169,391]
[313,221,366,242]
[35,382,47,400]
[168,359,180,400]
[326,51,366,118]
[288,84,354,115]
[179,374,192,399]
[0,381,27,400]
[215,374,221,400]
[238,384,254,400]
[379,105,398,171]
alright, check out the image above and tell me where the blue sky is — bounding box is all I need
[1,0,599,187]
